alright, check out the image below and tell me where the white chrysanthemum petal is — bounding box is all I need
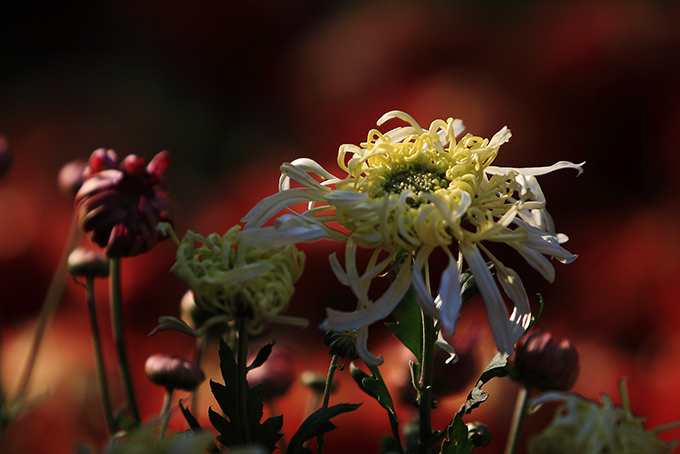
[493,263,532,339]
[356,325,383,365]
[411,246,440,319]
[511,242,557,282]
[435,329,457,364]
[238,216,339,247]
[241,188,326,228]
[325,190,370,205]
[486,160,585,177]
[280,158,341,191]
[461,241,515,354]
[489,126,512,147]
[328,252,349,287]
[435,250,463,335]
[320,261,412,332]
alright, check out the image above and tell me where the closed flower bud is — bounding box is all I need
[180,290,213,330]
[466,422,492,448]
[145,354,205,391]
[75,149,175,258]
[67,247,110,278]
[247,347,296,399]
[324,329,359,360]
[58,159,87,196]
[511,331,579,391]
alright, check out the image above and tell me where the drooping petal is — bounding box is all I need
[356,325,383,365]
[411,246,440,319]
[461,241,515,354]
[319,260,412,332]
[241,188,326,228]
[435,250,463,335]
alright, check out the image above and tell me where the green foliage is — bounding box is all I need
[105,427,214,454]
[286,403,362,454]
[440,415,474,454]
[208,338,283,453]
[460,352,510,416]
[386,287,422,359]
[350,363,398,424]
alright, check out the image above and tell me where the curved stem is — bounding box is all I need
[418,313,436,454]
[86,276,117,435]
[13,216,81,403]
[159,387,175,440]
[504,386,530,454]
[237,317,251,444]
[317,354,340,454]
[109,258,141,425]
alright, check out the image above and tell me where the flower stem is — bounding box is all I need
[191,334,209,417]
[13,216,81,404]
[317,354,340,454]
[159,387,175,440]
[109,257,141,425]
[504,386,530,454]
[418,313,436,454]
[85,276,117,435]
[237,317,251,444]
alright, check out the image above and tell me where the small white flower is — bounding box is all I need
[240,110,583,364]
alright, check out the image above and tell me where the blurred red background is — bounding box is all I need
[1,0,680,452]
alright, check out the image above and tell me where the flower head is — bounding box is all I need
[528,380,680,454]
[159,223,307,335]
[241,111,582,363]
[75,148,175,258]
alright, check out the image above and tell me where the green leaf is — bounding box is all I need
[350,363,398,423]
[386,286,423,359]
[148,316,200,337]
[440,414,473,454]
[460,352,509,415]
[209,338,283,453]
[247,341,275,372]
[286,403,362,454]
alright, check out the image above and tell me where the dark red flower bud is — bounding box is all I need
[67,247,110,278]
[247,347,296,399]
[145,354,205,391]
[0,135,13,179]
[75,149,175,258]
[511,330,580,391]
[58,159,87,196]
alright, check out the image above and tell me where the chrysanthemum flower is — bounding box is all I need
[75,149,175,258]
[528,380,680,454]
[158,223,308,335]
[240,110,582,364]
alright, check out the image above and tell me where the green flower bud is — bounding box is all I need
[324,329,359,359]
[145,354,205,391]
[67,248,110,278]
[466,422,492,448]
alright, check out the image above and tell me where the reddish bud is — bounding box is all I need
[58,159,87,196]
[145,354,205,391]
[512,331,580,391]
[67,247,110,278]
[247,347,296,399]
[75,149,175,258]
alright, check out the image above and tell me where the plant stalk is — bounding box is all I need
[418,313,436,454]
[504,386,530,454]
[86,276,117,435]
[109,257,141,425]
[317,354,340,454]
[159,387,175,440]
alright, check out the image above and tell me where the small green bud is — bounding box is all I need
[67,248,110,278]
[466,421,492,447]
[324,329,359,359]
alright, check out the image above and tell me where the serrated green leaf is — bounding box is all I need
[386,286,423,359]
[460,352,509,415]
[179,402,220,454]
[440,414,473,454]
[286,403,362,454]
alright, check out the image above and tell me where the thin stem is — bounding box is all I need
[317,354,340,454]
[13,216,81,403]
[418,313,436,454]
[109,258,141,425]
[159,387,175,440]
[85,276,117,435]
[191,334,210,416]
[237,317,251,444]
[504,386,530,454]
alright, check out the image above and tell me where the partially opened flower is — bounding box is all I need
[75,149,175,258]
[159,223,307,335]
[240,111,582,363]
[528,380,680,454]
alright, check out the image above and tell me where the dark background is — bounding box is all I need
[1,0,680,453]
